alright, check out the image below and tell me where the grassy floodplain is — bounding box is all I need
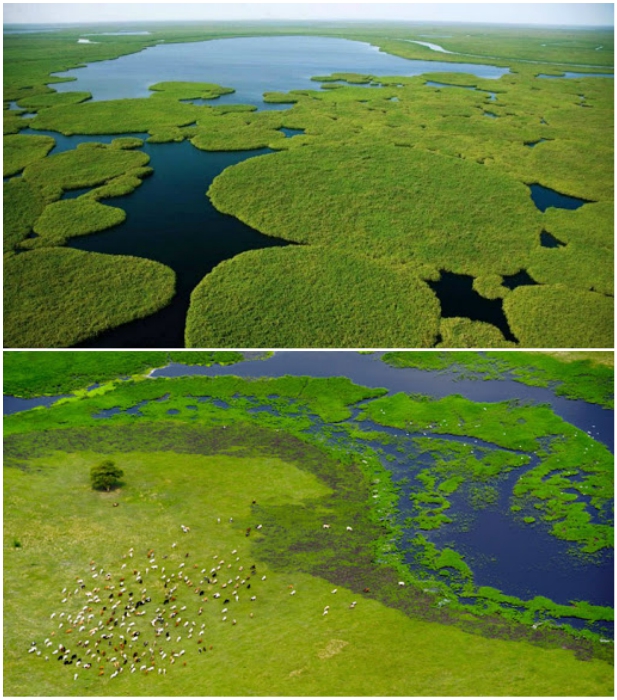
[3,351,614,695]
[3,22,614,347]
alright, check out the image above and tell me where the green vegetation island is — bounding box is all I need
[3,350,614,695]
[3,20,614,348]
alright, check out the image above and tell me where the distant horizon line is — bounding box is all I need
[4,19,614,29]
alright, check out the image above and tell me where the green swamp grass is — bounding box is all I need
[4,248,176,348]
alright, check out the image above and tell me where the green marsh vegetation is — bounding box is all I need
[194,70,613,348]
[3,350,245,398]
[4,248,175,348]
[185,246,441,347]
[359,392,613,553]
[381,350,614,407]
[4,353,613,694]
[4,133,55,176]
[3,23,613,347]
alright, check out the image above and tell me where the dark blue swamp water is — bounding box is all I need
[348,419,613,618]
[51,36,509,107]
[529,183,591,213]
[427,273,517,342]
[71,141,292,348]
[4,352,613,623]
[18,128,293,348]
[3,394,71,414]
[540,230,566,248]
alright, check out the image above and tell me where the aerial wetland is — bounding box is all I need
[3,350,614,695]
[3,22,614,348]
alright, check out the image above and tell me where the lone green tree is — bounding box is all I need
[90,459,124,492]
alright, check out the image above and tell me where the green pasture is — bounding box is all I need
[5,448,611,696]
[3,23,613,347]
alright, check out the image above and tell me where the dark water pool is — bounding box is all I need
[501,270,538,291]
[67,141,292,348]
[525,138,549,148]
[50,36,509,107]
[278,127,305,138]
[540,230,566,248]
[427,272,517,342]
[3,394,71,414]
[529,183,591,212]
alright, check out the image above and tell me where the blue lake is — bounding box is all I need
[51,36,510,107]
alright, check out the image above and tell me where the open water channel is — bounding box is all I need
[4,351,613,628]
[14,35,601,347]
